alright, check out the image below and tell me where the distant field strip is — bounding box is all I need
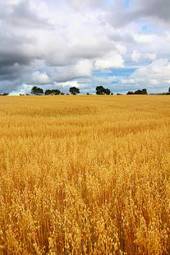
[0,96,170,254]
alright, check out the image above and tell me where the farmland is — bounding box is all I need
[0,95,170,254]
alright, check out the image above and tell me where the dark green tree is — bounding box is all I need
[45,89,61,95]
[127,89,148,95]
[96,86,111,95]
[69,87,80,95]
[31,86,44,95]
[0,93,9,96]
[105,88,111,95]
[96,86,105,95]
[134,89,147,95]
[127,91,134,95]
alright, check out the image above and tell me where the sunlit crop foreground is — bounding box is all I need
[0,95,170,255]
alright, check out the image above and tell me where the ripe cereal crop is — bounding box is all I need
[0,95,170,254]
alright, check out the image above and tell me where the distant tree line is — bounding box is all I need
[31,86,170,96]
[31,85,113,95]
[1,86,169,96]
[31,86,80,95]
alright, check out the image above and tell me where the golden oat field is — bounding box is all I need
[0,95,170,255]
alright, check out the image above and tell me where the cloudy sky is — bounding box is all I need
[0,0,170,94]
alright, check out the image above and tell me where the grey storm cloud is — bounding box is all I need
[112,0,170,27]
[133,0,170,23]
[0,0,120,92]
